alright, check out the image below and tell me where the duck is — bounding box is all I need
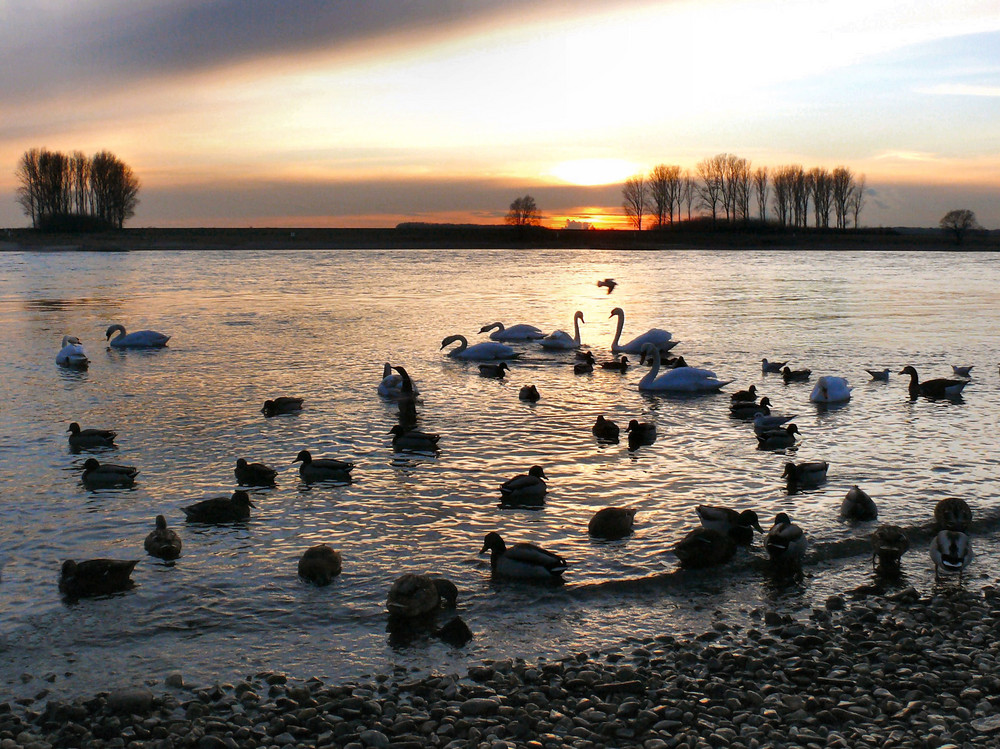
[871,524,909,571]
[573,352,595,374]
[609,307,676,354]
[377,362,419,398]
[674,528,736,569]
[841,485,878,520]
[68,422,117,448]
[59,558,138,598]
[782,366,811,383]
[934,497,972,532]
[56,335,89,368]
[755,423,800,450]
[761,358,787,374]
[664,355,689,369]
[499,465,547,506]
[752,411,797,435]
[930,530,973,581]
[441,334,517,360]
[293,450,354,483]
[730,396,773,418]
[899,365,967,400]
[539,311,586,350]
[234,458,278,485]
[386,573,458,618]
[600,356,629,372]
[765,513,808,566]
[478,322,545,341]
[144,515,182,560]
[479,532,567,580]
[518,384,540,402]
[865,368,890,382]
[952,365,973,378]
[810,376,852,403]
[638,344,732,393]
[478,362,510,378]
[730,384,758,402]
[105,324,169,348]
[782,460,828,490]
[81,458,138,488]
[261,397,303,416]
[695,506,764,545]
[181,490,254,523]
[592,415,620,442]
[389,425,441,452]
[597,278,617,294]
[588,507,637,539]
[297,544,342,585]
[625,419,656,443]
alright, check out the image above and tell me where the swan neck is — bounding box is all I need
[611,310,624,348]
[639,346,661,387]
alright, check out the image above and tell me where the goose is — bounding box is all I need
[600,356,629,372]
[625,419,656,443]
[181,490,254,523]
[388,425,441,452]
[59,558,138,598]
[386,573,458,618]
[144,515,182,560]
[479,532,567,580]
[755,424,800,450]
[952,365,973,378]
[761,358,787,374]
[478,322,545,341]
[871,524,909,571]
[297,544,342,586]
[810,376,852,403]
[638,344,732,393]
[261,397,303,416]
[609,307,675,354]
[865,368,890,382]
[752,411,797,435]
[573,352,595,374]
[56,335,89,368]
[478,362,510,378]
[730,396,773,417]
[68,422,117,448]
[518,384,540,402]
[105,324,169,348]
[674,528,736,569]
[234,458,278,485]
[441,334,517,360]
[730,384,758,402]
[695,506,764,545]
[930,530,973,581]
[899,365,967,400]
[378,362,419,398]
[499,465,547,505]
[841,485,878,521]
[592,415,620,442]
[588,507,637,540]
[781,366,811,383]
[765,513,808,566]
[782,461,828,490]
[539,311,586,350]
[81,458,138,488]
[597,278,617,294]
[293,449,354,483]
[934,497,972,532]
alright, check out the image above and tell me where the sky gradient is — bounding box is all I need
[2,0,998,229]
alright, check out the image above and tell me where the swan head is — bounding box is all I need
[609,307,624,319]
[105,324,125,340]
[441,334,467,350]
[574,311,585,323]
[479,322,502,333]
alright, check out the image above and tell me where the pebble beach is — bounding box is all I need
[4,582,999,749]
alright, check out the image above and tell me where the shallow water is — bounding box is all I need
[1,248,999,701]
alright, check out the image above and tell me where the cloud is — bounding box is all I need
[917,84,1000,97]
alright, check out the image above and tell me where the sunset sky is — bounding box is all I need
[1,0,998,229]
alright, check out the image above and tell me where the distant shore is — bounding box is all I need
[2,224,997,252]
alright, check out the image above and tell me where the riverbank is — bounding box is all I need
[3,583,998,748]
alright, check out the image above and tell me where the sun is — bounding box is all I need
[548,158,638,186]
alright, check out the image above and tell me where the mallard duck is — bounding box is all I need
[592,415,620,442]
[865,368,890,382]
[518,384,540,402]
[899,366,967,400]
[730,396,772,417]
[597,278,617,294]
[930,530,973,581]
[782,461,828,490]
[479,321,546,341]
[600,356,629,372]
[755,424,800,450]
[480,532,566,580]
[782,367,812,383]
[81,458,138,488]
[574,351,596,374]
[68,422,116,448]
[235,458,278,485]
[752,412,797,435]
[871,524,909,570]
[60,558,138,598]
[261,397,304,416]
[730,384,758,402]
[625,419,656,443]
[386,573,458,618]
[810,376,852,403]
[765,513,808,565]
[297,544,342,585]
[293,450,354,482]
[952,365,973,378]
[695,506,764,545]
[479,362,510,378]
[588,507,637,539]
[181,490,254,523]
[841,485,878,521]
[499,465,547,505]
[761,358,787,373]
[934,497,972,532]
[389,425,441,452]
[144,515,182,560]
[674,528,736,569]
[105,324,169,348]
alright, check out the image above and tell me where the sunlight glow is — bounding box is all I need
[549,159,640,187]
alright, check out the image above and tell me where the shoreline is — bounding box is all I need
[3,583,997,748]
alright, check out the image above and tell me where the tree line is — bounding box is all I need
[15,147,140,230]
[623,153,866,231]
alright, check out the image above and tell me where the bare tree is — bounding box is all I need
[753,167,769,222]
[940,209,981,245]
[731,157,753,222]
[771,165,796,227]
[682,171,696,221]
[648,165,671,228]
[505,195,541,227]
[849,174,867,228]
[622,174,648,230]
[831,167,854,229]
[791,166,810,227]
[810,167,833,228]
[697,156,724,221]
[15,148,42,228]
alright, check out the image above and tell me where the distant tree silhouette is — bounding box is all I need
[622,174,648,230]
[753,167,769,222]
[940,209,981,245]
[505,195,541,227]
[696,155,724,221]
[849,174,867,228]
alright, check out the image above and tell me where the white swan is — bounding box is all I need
[105,324,170,348]
[56,335,90,368]
[609,307,676,354]
[440,334,517,360]
[479,322,545,341]
[539,311,585,350]
[637,343,732,393]
[809,376,852,403]
[377,362,419,398]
